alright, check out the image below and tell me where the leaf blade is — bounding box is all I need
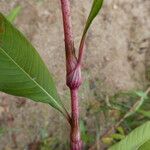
[7,6,21,23]
[0,13,67,116]
[83,0,104,37]
[138,139,150,150]
[109,121,150,150]
[78,0,104,63]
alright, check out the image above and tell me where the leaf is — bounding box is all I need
[0,13,67,117]
[116,126,125,135]
[82,0,104,37]
[111,133,125,140]
[135,91,148,100]
[80,120,94,143]
[138,110,150,118]
[78,0,104,63]
[138,139,150,150]
[7,6,21,23]
[109,121,150,150]
[102,137,113,145]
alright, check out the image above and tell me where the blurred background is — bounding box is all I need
[0,0,150,149]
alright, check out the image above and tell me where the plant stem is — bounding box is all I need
[60,0,75,63]
[70,89,82,150]
[78,37,85,65]
[60,0,82,149]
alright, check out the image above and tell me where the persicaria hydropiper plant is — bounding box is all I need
[0,0,103,150]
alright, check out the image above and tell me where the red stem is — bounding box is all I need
[70,89,82,150]
[77,37,85,65]
[60,0,75,61]
[60,0,82,150]
[71,90,79,124]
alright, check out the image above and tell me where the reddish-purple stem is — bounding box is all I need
[70,89,82,150]
[77,37,85,65]
[60,0,83,150]
[60,0,74,61]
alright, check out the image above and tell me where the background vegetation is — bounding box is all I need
[0,0,150,149]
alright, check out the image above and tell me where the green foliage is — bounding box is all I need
[102,126,125,146]
[40,137,57,150]
[111,133,125,141]
[0,128,5,138]
[80,120,94,144]
[82,0,104,38]
[0,13,67,116]
[7,6,21,23]
[107,90,150,119]
[138,140,150,150]
[109,121,150,150]
[116,126,125,136]
[102,137,113,145]
[138,110,150,118]
[135,91,149,100]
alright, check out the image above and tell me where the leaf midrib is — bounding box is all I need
[0,47,62,111]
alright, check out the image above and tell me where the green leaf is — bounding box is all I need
[7,6,21,23]
[138,110,150,118]
[82,0,104,37]
[135,91,148,100]
[0,13,67,116]
[78,0,104,63]
[116,127,125,135]
[138,139,150,150]
[111,133,125,140]
[109,121,150,150]
[80,120,94,143]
